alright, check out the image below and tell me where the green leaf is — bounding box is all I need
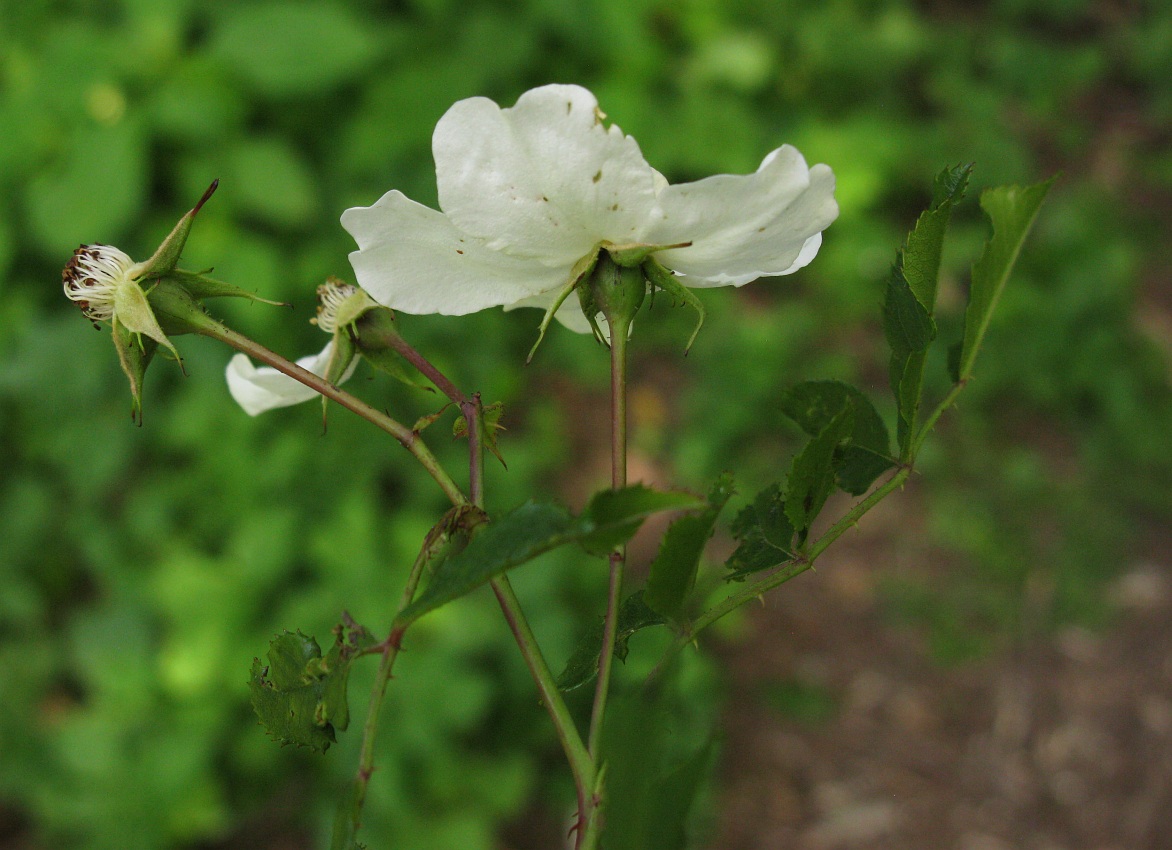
[779,381,893,495]
[211,2,379,97]
[598,686,716,850]
[555,591,665,692]
[725,484,795,580]
[249,623,370,753]
[577,485,706,557]
[394,488,701,628]
[785,406,854,539]
[883,264,936,357]
[957,178,1055,382]
[903,163,972,311]
[884,264,936,458]
[644,474,734,622]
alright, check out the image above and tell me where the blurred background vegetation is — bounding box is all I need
[2,0,1170,848]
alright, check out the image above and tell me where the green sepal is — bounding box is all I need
[317,330,358,425]
[113,276,182,365]
[353,309,434,392]
[111,318,157,426]
[785,405,855,540]
[956,177,1055,382]
[412,402,454,434]
[147,278,223,338]
[644,473,734,623]
[603,239,691,268]
[528,249,599,362]
[134,180,218,279]
[161,268,287,306]
[555,591,665,692]
[249,621,371,753]
[452,401,507,468]
[780,380,894,495]
[642,256,705,354]
[725,483,796,580]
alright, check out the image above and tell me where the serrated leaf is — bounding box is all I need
[957,178,1054,382]
[249,625,368,753]
[779,381,893,495]
[903,163,972,311]
[556,591,665,691]
[932,163,973,207]
[890,348,927,457]
[785,407,854,539]
[725,484,796,580]
[884,264,936,458]
[644,474,734,622]
[883,264,937,357]
[395,488,701,628]
[577,485,706,557]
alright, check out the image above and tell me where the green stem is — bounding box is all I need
[380,327,596,827]
[343,542,432,841]
[491,576,595,811]
[911,379,968,458]
[588,318,628,756]
[201,320,465,506]
[645,466,912,687]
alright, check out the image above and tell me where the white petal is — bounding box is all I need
[433,84,662,266]
[226,341,355,416]
[648,146,838,287]
[341,191,570,315]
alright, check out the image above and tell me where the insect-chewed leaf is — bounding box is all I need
[725,484,796,580]
[556,591,666,692]
[785,406,855,538]
[249,624,368,753]
[644,474,734,623]
[779,381,893,495]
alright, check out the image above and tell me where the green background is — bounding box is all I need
[2,0,1170,847]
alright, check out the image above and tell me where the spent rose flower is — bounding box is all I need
[226,278,367,415]
[340,84,838,337]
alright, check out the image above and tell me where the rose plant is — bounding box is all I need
[63,84,1050,849]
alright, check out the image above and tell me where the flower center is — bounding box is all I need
[62,244,136,326]
[312,278,375,333]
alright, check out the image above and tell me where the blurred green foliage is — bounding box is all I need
[1,0,1170,847]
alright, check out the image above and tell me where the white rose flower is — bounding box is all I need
[340,84,838,334]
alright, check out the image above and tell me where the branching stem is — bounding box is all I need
[201,320,464,505]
